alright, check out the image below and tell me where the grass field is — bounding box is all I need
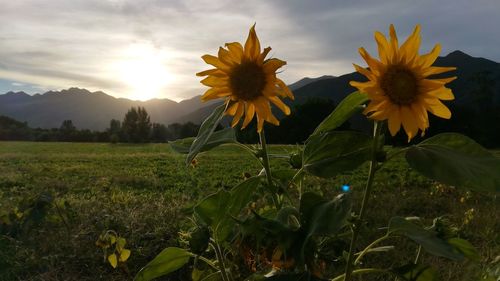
[0,141,498,281]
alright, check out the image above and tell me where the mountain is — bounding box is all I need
[1,51,498,133]
[288,75,336,91]
[0,88,216,130]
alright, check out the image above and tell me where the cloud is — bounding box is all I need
[0,0,499,100]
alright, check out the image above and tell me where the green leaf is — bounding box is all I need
[312,91,368,135]
[298,192,351,263]
[171,128,237,158]
[388,217,464,261]
[134,247,193,281]
[194,190,230,228]
[216,176,262,241]
[405,133,500,192]
[189,226,210,254]
[194,176,261,241]
[187,104,227,165]
[303,131,372,178]
[393,264,440,281]
[169,137,195,154]
[300,192,351,237]
[447,238,480,262]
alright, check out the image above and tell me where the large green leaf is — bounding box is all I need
[392,264,440,281]
[171,128,236,157]
[298,192,351,263]
[169,137,195,154]
[405,133,500,192]
[186,104,227,165]
[312,91,368,136]
[388,217,464,261]
[447,238,480,262]
[300,192,351,237]
[134,247,193,281]
[303,131,372,178]
[194,176,261,241]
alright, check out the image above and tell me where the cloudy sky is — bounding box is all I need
[1,0,499,101]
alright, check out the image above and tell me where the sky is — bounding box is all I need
[1,0,499,102]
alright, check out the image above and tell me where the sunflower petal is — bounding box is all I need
[400,25,421,64]
[374,31,391,64]
[244,24,261,60]
[241,103,255,129]
[268,96,291,115]
[196,69,227,77]
[400,106,418,141]
[359,48,384,75]
[264,58,287,74]
[202,55,230,71]
[421,66,456,77]
[225,42,244,62]
[388,107,402,136]
[423,87,455,101]
[201,76,228,87]
[353,63,376,81]
[201,87,231,101]
[260,46,272,62]
[424,98,452,119]
[276,78,294,100]
[218,47,235,66]
[389,24,399,62]
[231,102,244,127]
[420,44,441,68]
[226,102,240,115]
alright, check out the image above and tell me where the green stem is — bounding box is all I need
[343,121,382,281]
[354,235,394,265]
[259,130,280,209]
[332,268,389,281]
[197,255,219,272]
[231,142,258,158]
[211,241,231,281]
[414,245,422,264]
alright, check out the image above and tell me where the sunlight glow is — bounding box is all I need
[114,43,172,101]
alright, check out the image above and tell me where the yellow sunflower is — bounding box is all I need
[197,24,294,133]
[350,24,456,141]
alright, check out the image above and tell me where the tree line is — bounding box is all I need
[1,98,499,147]
[0,107,201,143]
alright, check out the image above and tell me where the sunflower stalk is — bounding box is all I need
[343,121,383,281]
[259,130,281,209]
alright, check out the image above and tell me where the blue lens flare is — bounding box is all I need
[341,185,350,192]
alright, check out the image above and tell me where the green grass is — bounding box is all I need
[0,141,498,281]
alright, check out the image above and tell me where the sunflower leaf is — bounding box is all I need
[388,217,464,261]
[303,131,372,178]
[194,176,261,242]
[311,91,368,136]
[134,247,193,281]
[186,103,236,165]
[405,133,500,192]
[392,263,440,281]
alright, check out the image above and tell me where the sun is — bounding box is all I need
[115,43,171,101]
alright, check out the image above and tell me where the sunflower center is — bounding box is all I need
[229,61,266,101]
[381,66,419,105]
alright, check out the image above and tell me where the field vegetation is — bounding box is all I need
[0,141,498,281]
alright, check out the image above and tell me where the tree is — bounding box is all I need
[122,107,151,143]
[150,123,170,143]
[108,119,122,143]
[59,120,76,141]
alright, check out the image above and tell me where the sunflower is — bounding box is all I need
[197,24,294,133]
[350,24,456,141]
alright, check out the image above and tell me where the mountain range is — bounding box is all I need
[0,50,499,131]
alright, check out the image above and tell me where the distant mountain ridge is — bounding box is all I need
[0,51,499,131]
[0,87,218,130]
